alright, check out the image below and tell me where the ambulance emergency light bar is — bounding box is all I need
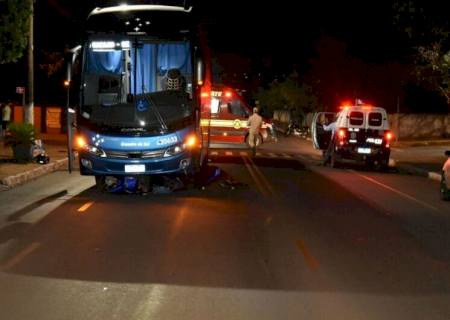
[90,41,131,51]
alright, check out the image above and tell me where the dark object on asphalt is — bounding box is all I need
[196,165,246,190]
[219,179,247,190]
[100,175,185,194]
[196,166,221,189]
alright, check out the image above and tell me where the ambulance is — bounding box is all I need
[200,85,276,148]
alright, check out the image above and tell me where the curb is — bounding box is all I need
[0,158,68,190]
[391,159,441,182]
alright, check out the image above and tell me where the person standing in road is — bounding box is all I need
[322,117,337,165]
[247,107,263,157]
[1,101,11,138]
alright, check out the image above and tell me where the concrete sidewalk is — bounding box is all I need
[0,133,70,190]
[390,139,449,181]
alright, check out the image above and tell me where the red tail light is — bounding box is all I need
[384,131,393,148]
[337,128,346,146]
[224,91,232,98]
[385,131,393,141]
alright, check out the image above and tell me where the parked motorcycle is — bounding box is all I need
[285,121,309,138]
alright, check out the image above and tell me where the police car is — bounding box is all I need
[312,103,393,169]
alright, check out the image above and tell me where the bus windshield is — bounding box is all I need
[80,38,193,135]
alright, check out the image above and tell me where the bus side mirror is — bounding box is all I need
[196,59,204,86]
[65,45,81,85]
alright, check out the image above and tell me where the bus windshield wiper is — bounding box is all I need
[141,91,168,132]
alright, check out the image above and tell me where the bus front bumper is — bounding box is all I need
[78,151,194,176]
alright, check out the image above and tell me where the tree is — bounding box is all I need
[393,1,450,108]
[0,0,32,64]
[415,43,450,105]
[256,72,319,118]
[0,0,34,124]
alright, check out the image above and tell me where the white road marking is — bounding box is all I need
[247,156,277,197]
[242,156,269,197]
[349,170,440,212]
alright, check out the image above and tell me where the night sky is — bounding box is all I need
[0,0,445,112]
[37,1,402,66]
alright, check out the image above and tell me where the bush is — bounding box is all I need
[4,122,36,147]
[4,123,37,162]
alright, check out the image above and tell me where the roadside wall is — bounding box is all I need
[389,113,450,140]
[11,105,63,134]
[298,112,450,140]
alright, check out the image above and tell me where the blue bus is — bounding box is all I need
[70,4,205,192]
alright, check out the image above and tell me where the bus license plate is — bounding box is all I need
[125,164,145,173]
[357,148,371,154]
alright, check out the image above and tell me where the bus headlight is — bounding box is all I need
[86,145,107,158]
[164,144,184,157]
[164,135,199,157]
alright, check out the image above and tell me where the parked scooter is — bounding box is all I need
[285,121,309,138]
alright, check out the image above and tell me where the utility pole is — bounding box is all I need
[24,0,34,125]
[64,80,73,174]
[396,95,400,143]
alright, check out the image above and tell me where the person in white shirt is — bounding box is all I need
[247,107,263,156]
[322,117,337,165]
[323,121,337,136]
[2,102,11,138]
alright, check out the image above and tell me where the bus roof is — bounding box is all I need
[85,5,194,37]
[89,5,192,17]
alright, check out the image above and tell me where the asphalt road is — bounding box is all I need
[0,136,449,320]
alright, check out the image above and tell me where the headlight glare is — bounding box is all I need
[164,144,184,157]
[86,145,107,157]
